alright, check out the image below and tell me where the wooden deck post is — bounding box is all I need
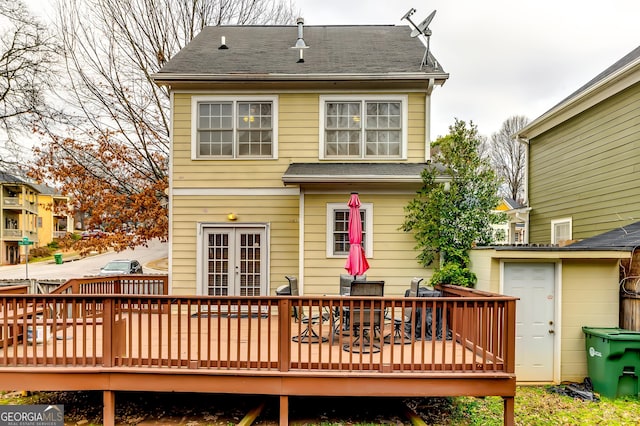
[279,395,288,426]
[103,390,115,426]
[503,396,514,426]
[279,299,291,372]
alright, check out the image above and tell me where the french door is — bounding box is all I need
[202,227,267,296]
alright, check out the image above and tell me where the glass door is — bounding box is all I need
[203,227,266,296]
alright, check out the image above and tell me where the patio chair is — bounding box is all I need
[336,274,366,337]
[344,280,384,353]
[288,276,327,343]
[388,277,423,344]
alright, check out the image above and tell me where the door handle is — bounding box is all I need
[548,329,554,334]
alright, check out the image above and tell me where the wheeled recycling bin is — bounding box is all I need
[582,327,640,399]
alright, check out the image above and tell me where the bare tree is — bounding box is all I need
[0,0,57,170]
[489,116,529,203]
[30,0,296,250]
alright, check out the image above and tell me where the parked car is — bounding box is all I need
[99,259,143,276]
[81,229,106,240]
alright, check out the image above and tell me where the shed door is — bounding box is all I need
[504,263,555,381]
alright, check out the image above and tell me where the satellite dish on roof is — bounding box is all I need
[410,10,436,37]
[402,8,437,69]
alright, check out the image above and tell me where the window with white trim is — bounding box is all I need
[192,96,278,159]
[551,218,572,245]
[320,95,407,159]
[326,203,373,258]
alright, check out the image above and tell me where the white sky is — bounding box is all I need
[23,0,640,139]
[296,0,640,138]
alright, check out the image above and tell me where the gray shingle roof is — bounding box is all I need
[0,171,26,184]
[565,221,640,251]
[154,25,447,80]
[282,162,445,184]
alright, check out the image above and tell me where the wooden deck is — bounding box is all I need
[0,277,517,425]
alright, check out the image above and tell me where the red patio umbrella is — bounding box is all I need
[344,192,369,277]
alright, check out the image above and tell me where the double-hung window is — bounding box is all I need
[320,95,407,159]
[551,218,572,245]
[193,96,277,159]
[326,203,374,258]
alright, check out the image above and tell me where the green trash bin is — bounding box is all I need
[54,253,63,264]
[582,326,640,399]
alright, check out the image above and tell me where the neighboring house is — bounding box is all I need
[152,22,449,297]
[32,183,74,247]
[0,171,39,265]
[471,46,640,384]
[491,197,527,244]
[517,45,640,245]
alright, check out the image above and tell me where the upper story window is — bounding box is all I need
[192,96,278,159]
[551,218,572,245]
[320,95,408,160]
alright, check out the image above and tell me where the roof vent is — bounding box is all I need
[290,17,309,63]
[218,36,228,50]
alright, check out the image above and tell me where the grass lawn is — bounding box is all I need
[450,385,640,425]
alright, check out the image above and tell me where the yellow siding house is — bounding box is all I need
[153,22,449,296]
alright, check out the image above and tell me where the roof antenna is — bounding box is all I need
[290,17,309,63]
[401,8,436,69]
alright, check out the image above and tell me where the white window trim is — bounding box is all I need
[191,95,279,160]
[326,202,374,258]
[550,217,572,245]
[318,95,408,160]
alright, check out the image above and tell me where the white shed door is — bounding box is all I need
[504,263,555,381]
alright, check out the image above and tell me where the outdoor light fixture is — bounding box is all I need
[227,213,237,221]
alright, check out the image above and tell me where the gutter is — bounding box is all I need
[282,174,425,184]
[152,72,450,84]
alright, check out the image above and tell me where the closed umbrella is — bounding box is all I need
[344,192,369,277]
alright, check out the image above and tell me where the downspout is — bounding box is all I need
[424,78,435,162]
[298,189,305,294]
[518,136,530,244]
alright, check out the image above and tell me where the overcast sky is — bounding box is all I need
[23,0,640,140]
[296,0,640,139]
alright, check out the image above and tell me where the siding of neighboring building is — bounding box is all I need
[303,192,429,296]
[37,194,54,246]
[528,81,640,243]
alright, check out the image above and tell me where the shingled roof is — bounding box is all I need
[153,25,448,82]
[566,221,640,251]
[282,162,445,184]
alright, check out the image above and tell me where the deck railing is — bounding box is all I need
[51,275,168,296]
[0,290,516,374]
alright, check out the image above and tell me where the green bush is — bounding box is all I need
[429,262,477,288]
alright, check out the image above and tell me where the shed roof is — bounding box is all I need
[566,221,640,251]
